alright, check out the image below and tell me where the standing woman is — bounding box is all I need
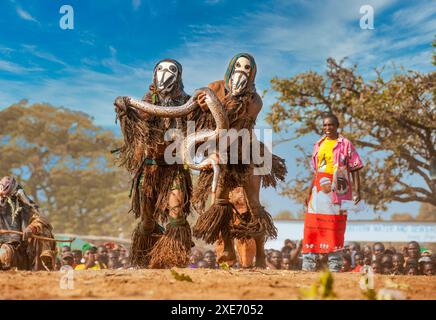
[302,114,364,272]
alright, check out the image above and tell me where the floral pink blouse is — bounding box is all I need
[311,135,364,205]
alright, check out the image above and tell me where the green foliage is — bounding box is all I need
[266,49,436,211]
[416,203,436,221]
[0,101,134,236]
[433,36,436,66]
[300,269,336,299]
[170,269,193,282]
[274,210,294,220]
[390,213,415,221]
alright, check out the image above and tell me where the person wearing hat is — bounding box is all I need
[61,251,75,267]
[302,114,364,272]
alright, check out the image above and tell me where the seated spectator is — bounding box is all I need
[289,240,303,270]
[61,252,74,267]
[386,246,397,255]
[380,254,393,275]
[103,242,116,251]
[405,258,419,275]
[108,251,121,269]
[371,260,381,274]
[119,245,129,260]
[406,241,421,262]
[351,252,364,272]
[343,244,351,256]
[281,240,295,255]
[75,248,101,270]
[281,257,292,270]
[282,252,291,260]
[372,242,385,261]
[363,245,372,260]
[384,248,395,255]
[349,242,361,253]
[283,239,295,250]
[191,248,204,261]
[203,250,218,269]
[421,249,432,258]
[421,260,434,276]
[266,250,282,270]
[120,258,131,269]
[349,242,361,267]
[96,245,109,269]
[341,254,352,272]
[281,246,292,256]
[188,254,201,268]
[392,253,405,275]
[61,245,71,255]
[363,255,371,267]
[72,250,83,266]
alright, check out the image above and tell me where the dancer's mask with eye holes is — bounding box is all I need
[154,61,179,94]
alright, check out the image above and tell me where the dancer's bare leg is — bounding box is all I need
[243,169,267,268]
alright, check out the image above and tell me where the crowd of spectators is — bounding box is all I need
[55,240,434,275]
[56,242,130,270]
[186,240,435,276]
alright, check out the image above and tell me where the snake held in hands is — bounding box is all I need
[114,87,229,192]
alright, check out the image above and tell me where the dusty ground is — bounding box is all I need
[0,269,434,300]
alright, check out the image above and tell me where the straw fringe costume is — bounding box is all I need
[191,54,287,266]
[114,59,193,268]
[0,179,56,271]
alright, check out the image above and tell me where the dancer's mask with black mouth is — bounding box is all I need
[153,59,182,95]
[225,53,257,97]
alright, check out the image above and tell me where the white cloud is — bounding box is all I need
[0,53,152,126]
[16,7,38,23]
[21,45,67,66]
[0,59,43,74]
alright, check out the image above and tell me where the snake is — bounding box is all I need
[114,87,229,192]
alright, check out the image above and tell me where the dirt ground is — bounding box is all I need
[0,269,434,300]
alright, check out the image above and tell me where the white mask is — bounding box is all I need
[230,56,251,96]
[155,61,179,93]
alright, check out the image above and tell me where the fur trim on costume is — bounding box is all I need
[130,221,163,268]
[231,207,277,240]
[260,152,287,188]
[193,201,233,244]
[147,218,192,268]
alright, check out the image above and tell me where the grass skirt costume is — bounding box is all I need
[0,185,56,271]
[190,78,287,245]
[114,74,193,268]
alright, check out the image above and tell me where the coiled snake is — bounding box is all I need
[114,87,229,192]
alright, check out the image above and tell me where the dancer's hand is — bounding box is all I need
[197,92,209,111]
[22,225,35,241]
[114,96,127,115]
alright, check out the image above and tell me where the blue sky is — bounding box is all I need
[0,0,435,219]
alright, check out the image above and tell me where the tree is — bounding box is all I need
[390,213,414,221]
[274,210,294,220]
[266,52,436,211]
[433,36,436,66]
[0,100,134,236]
[416,203,436,221]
